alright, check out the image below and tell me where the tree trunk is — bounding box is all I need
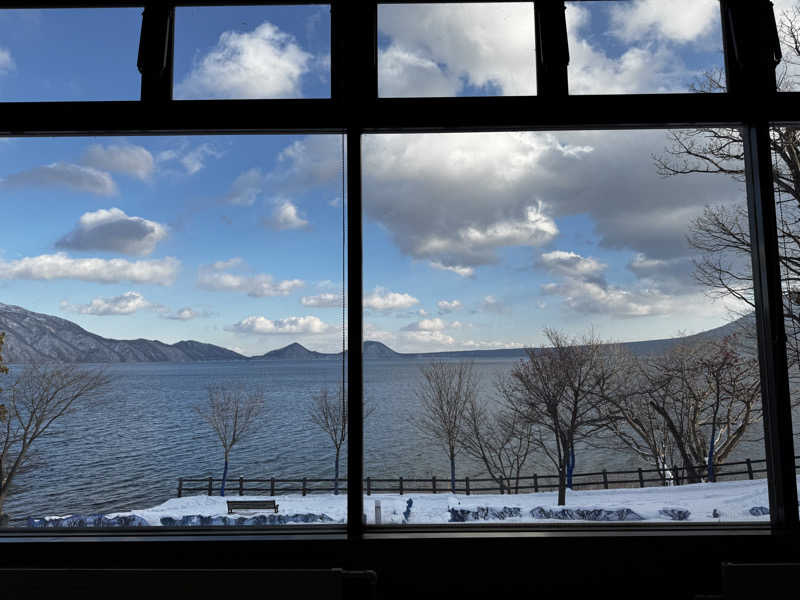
[449,454,456,493]
[220,459,229,497]
[566,446,575,489]
[651,402,702,483]
[557,467,566,506]
[334,447,340,496]
[707,425,716,482]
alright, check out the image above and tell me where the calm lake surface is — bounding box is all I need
[2,358,771,520]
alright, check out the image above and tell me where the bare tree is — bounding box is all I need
[594,345,682,485]
[195,385,265,497]
[653,6,800,371]
[410,361,477,493]
[460,385,535,494]
[0,362,111,518]
[616,336,761,484]
[502,329,611,505]
[308,386,375,495]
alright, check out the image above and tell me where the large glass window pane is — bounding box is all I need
[174,5,331,99]
[566,0,726,94]
[378,2,536,97]
[0,134,347,529]
[361,129,768,526]
[0,9,141,101]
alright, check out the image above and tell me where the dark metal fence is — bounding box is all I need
[178,455,798,497]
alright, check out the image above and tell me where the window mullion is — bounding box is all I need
[336,0,376,541]
[744,122,799,534]
[534,0,569,97]
[137,3,174,102]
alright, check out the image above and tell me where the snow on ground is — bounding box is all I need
[47,476,787,527]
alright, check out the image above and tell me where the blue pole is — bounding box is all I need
[220,460,229,497]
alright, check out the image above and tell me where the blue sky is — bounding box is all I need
[0,2,759,355]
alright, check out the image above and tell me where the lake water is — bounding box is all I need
[2,358,771,520]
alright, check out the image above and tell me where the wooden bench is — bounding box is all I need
[226,500,279,514]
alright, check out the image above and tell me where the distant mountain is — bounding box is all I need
[0,303,245,364]
[363,340,401,359]
[0,301,756,365]
[251,342,337,360]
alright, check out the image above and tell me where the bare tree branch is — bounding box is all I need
[195,385,265,497]
[410,361,477,493]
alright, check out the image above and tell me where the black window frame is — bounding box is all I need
[0,0,796,544]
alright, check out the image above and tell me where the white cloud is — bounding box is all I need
[272,136,343,193]
[224,168,263,206]
[56,208,168,257]
[301,293,342,308]
[157,143,223,175]
[197,258,304,297]
[539,250,607,283]
[401,330,456,347]
[0,253,179,285]
[1,162,116,196]
[565,3,719,95]
[403,317,447,332]
[180,144,221,175]
[229,315,331,335]
[430,262,475,278]
[378,3,536,96]
[364,322,396,344]
[60,291,154,316]
[436,299,462,314]
[363,287,419,311]
[275,128,742,279]
[162,307,212,321]
[175,22,312,99]
[0,47,14,75]
[379,45,461,97]
[609,0,720,44]
[542,278,677,318]
[480,295,509,315]
[540,249,685,318]
[264,200,309,230]
[82,144,155,181]
[416,203,558,267]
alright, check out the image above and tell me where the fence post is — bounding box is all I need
[270,477,275,496]
[746,458,754,480]
[399,477,404,495]
[602,470,608,490]
[367,477,372,495]
[638,468,645,488]
[302,477,307,496]
[239,476,244,496]
[465,477,470,495]
[533,473,538,493]
[432,475,437,494]
[177,478,183,498]
[207,476,213,496]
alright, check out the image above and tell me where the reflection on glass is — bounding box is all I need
[0,9,141,101]
[776,1,800,92]
[174,5,331,99]
[377,3,536,97]
[0,134,346,528]
[362,129,768,526]
[565,0,726,94]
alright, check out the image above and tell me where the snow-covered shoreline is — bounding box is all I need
[24,476,794,527]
